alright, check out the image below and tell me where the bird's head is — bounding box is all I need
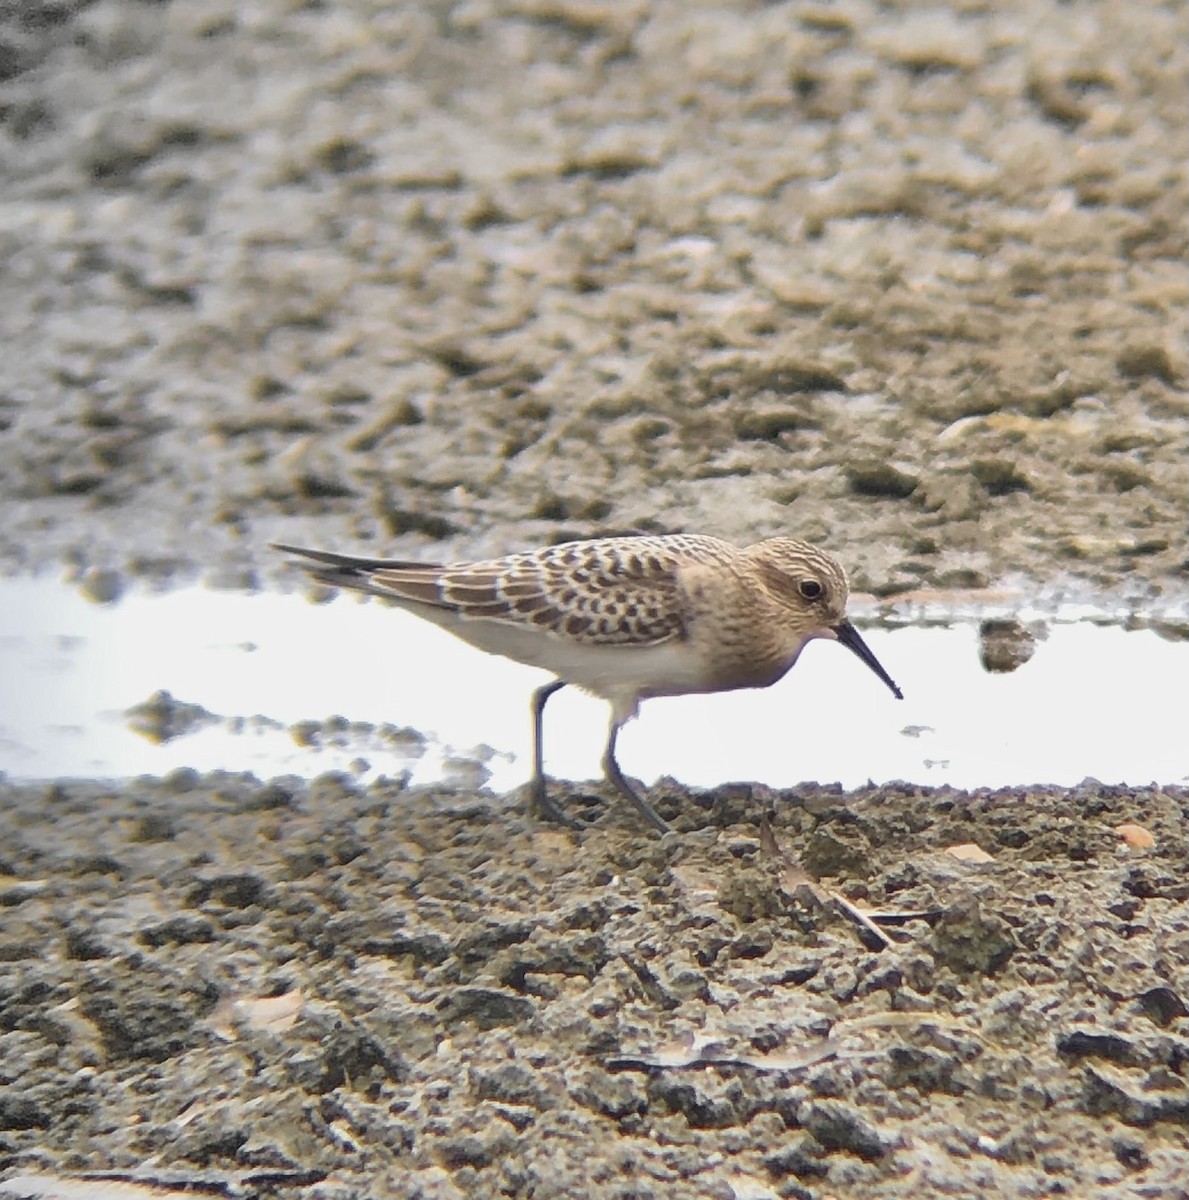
[746,537,903,699]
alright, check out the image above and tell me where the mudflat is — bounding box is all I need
[2,775,1189,1198]
[0,2,1186,1197]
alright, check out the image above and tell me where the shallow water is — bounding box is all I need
[1,578,1187,793]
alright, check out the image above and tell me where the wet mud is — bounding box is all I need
[0,1,1184,596]
[1,0,1188,1196]
[2,776,1188,1198]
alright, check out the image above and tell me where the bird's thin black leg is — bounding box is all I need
[602,723,671,834]
[529,680,580,827]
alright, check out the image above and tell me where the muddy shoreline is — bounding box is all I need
[1,0,1188,1196]
[3,776,1189,1199]
[0,1,1185,598]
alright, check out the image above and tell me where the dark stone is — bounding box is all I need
[929,896,1016,975]
[188,873,272,908]
[648,1076,741,1129]
[285,1020,407,1095]
[438,1134,492,1169]
[713,864,794,923]
[64,926,110,960]
[800,827,874,879]
[498,933,611,988]
[978,619,1038,673]
[246,782,296,810]
[1057,1029,1138,1066]
[971,458,1030,496]
[886,1046,968,1095]
[846,462,919,499]
[573,1070,648,1120]
[799,1099,889,1160]
[1137,986,1188,1029]
[451,922,534,967]
[737,409,812,441]
[138,916,216,947]
[1116,344,1178,385]
[1112,1136,1150,1171]
[440,987,535,1030]
[765,1134,830,1180]
[72,854,125,878]
[1082,1066,1189,1126]
[131,812,177,842]
[471,1062,550,1110]
[359,930,450,966]
[79,985,209,1063]
[0,1093,49,1130]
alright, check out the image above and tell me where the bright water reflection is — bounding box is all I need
[0,579,1186,792]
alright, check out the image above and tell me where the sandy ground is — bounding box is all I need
[1,1,1188,1197]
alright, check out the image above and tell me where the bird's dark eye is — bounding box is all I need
[798,578,823,601]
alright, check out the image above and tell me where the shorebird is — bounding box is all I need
[275,535,902,833]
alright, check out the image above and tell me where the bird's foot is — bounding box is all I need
[604,760,671,835]
[530,780,584,830]
[625,792,672,835]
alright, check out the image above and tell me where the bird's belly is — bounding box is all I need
[421,612,709,696]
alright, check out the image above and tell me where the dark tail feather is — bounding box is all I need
[272,542,436,572]
[273,542,445,597]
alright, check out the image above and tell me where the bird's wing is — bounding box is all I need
[277,538,731,646]
[380,539,692,646]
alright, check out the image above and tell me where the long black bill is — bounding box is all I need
[833,620,903,700]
